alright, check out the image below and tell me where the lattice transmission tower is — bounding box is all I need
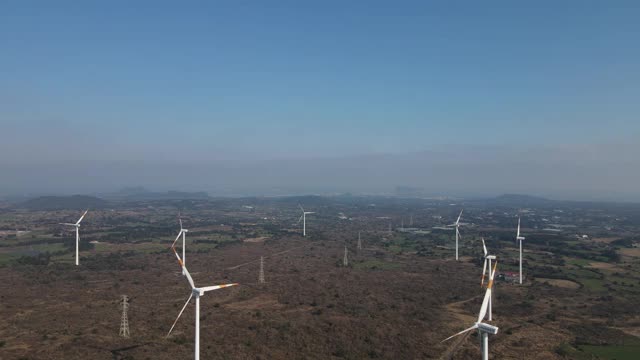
[258,256,265,284]
[119,295,130,338]
[343,246,349,267]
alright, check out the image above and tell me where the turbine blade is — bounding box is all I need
[481,259,487,287]
[456,209,463,224]
[442,324,479,342]
[482,238,487,256]
[478,288,492,322]
[179,217,183,230]
[75,210,88,225]
[171,246,183,264]
[490,260,498,280]
[297,214,304,224]
[200,283,239,292]
[166,292,193,337]
[171,232,182,249]
[517,216,521,238]
[478,261,498,322]
[183,266,196,289]
[298,204,304,212]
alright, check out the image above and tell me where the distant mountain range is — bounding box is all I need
[487,194,552,206]
[20,195,109,210]
[17,187,210,210]
[107,187,209,201]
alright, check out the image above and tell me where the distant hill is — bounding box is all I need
[395,186,425,197]
[122,190,209,201]
[486,194,553,206]
[276,195,332,206]
[20,195,108,210]
[116,186,151,196]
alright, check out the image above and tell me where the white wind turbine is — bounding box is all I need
[166,235,238,360]
[480,238,497,321]
[174,215,189,275]
[443,261,499,360]
[59,210,88,266]
[516,216,525,284]
[447,210,463,260]
[298,205,315,237]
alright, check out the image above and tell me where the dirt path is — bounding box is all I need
[446,295,481,323]
[439,295,482,359]
[439,331,472,360]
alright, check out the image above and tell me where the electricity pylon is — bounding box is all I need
[258,256,265,284]
[343,246,349,267]
[119,295,130,338]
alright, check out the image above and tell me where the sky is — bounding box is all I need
[1,1,639,200]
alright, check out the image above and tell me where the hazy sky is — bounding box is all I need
[1,1,639,199]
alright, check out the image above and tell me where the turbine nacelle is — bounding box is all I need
[193,288,205,296]
[477,322,499,335]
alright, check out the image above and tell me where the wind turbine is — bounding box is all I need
[516,216,525,284]
[59,210,88,266]
[443,262,499,360]
[480,238,497,321]
[298,205,315,237]
[167,234,238,360]
[447,210,463,260]
[175,215,189,275]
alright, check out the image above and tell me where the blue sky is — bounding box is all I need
[1,1,639,197]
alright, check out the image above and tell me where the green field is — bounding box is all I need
[566,257,592,267]
[577,344,640,360]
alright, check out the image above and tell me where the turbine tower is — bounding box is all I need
[258,256,265,284]
[119,295,130,338]
[343,246,349,267]
[167,235,238,360]
[443,262,499,360]
[516,217,525,284]
[59,210,88,266]
[481,238,497,321]
[297,205,315,237]
[447,210,463,261]
[357,231,362,251]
